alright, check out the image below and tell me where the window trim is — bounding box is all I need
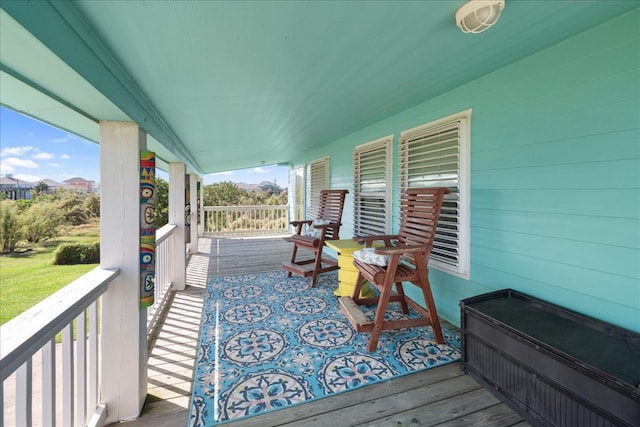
[353,135,393,236]
[399,109,471,280]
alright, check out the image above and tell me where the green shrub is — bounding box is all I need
[21,201,65,243]
[0,201,22,253]
[53,242,100,265]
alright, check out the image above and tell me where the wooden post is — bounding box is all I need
[198,177,204,237]
[169,163,186,291]
[189,174,199,254]
[99,121,147,422]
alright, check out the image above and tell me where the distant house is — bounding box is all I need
[257,181,283,196]
[0,176,97,200]
[0,175,33,200]
[63,177,97,193]
[236,180,285,195]
[34,179,63,194]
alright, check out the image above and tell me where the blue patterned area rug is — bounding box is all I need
[188,271,461,426]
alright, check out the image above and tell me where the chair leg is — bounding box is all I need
[352,272,367,302]
[286,245,298,278]
[419,276,444,344]
[395,282,409,314]
[309,248,323,287]
[290,245,299,264]
[367,275,394,352]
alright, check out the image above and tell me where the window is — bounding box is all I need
[308,157,329,218]
[353,135,392,236]
[399,109,471,279]
[288,165,305,223]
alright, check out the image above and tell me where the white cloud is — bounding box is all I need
[60,154,70,159]
[0,162,15,174]
[248,167,268,174]
[2,157,38,169]
[32,152,54,160]
[0,146,36,157]
[51,135,71,143]
[48,163,63,168]
[210,171,234,176]
[14,173,43,183]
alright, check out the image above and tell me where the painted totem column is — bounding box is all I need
[185,174,191,244]
[140,150,156,308]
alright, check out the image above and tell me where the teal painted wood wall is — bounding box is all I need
[292,9,640,332]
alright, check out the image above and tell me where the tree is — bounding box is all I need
[51,189,89,225]
[155,177,169,227]
[33,181,50,195]
[0,201,22,253]
[21,201,65,243]
[83,192,100,218]
[204,181,246,206]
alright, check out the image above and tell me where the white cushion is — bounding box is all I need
[304,218,331,239]
[352,247,388,267]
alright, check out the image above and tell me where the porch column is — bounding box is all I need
[189,173,199,254]
[99,121,147,423]
[198,177,204,237]
[169,163,186,291]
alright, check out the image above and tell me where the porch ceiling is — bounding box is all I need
[1,1,637,175]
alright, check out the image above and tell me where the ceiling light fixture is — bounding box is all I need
[455,0,505,34]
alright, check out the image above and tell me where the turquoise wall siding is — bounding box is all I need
[292,10,640,332]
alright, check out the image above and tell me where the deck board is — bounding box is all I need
[119,236,528,427]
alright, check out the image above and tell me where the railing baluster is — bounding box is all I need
[88,300,99,422]
[1,376,4,427]
[62,323,74,427]
[76,311,86,426]
[16,359,32,426]
[42,339,56,427]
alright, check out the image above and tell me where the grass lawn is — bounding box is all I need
[0,223,99,325]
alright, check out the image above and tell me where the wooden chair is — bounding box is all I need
[339,187,450,351]
[283,189,348,287]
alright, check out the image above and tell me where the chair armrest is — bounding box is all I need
[353,235,399,247]
[289,220,312,227]
[374,244,425,256]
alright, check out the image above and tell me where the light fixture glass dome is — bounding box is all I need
[456,0,505,34]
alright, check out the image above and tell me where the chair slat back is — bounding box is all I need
[397,187,450,262]
[316,189,349,240]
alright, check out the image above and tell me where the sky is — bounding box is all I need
[0,106,289,187]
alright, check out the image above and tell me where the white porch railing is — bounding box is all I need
[203,205,288,236]
[0,223,180,427]
[147,223,177,332]
[0,267,118,427]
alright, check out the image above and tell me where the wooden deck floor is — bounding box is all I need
[120,236,529,427]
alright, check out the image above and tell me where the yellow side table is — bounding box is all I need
[325,239,374,298]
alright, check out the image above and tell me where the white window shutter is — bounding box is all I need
[309,157,329,218]
[400,110,471,279]
[353,136,392,236]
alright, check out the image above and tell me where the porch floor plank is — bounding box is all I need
[118,236,529,427]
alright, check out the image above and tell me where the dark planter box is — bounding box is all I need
[460,289,640,427]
